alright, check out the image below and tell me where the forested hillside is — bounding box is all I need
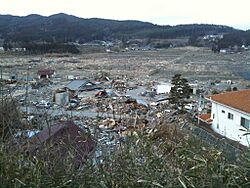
[0,13,236,43]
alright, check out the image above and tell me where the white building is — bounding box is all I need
[154,83,172,94]
[201,90,250,146]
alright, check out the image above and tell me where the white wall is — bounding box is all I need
[155,83,172,94]
[211,101,250,146]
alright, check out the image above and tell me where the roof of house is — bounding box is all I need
[29,121,95,160]
[206,89,250,114]
[198,113,212,124]
[37,69,55,76]
[66,79,92,91]
[30,121,72,144]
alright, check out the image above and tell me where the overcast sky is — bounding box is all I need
[0,0,249,30]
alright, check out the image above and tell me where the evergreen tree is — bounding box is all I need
[169,74,191,112]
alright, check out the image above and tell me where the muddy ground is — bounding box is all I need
[0,46,250,84]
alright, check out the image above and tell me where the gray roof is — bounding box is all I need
[66,79,92,91]
[136,99,148,107]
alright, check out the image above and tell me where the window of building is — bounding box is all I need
[228,113,234,120]
[241,117,250,129]
[213,114,215,119]
[222,110,225,113]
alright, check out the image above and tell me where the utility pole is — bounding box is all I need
[1,64,4,142]
[25,66,31,114]
[0,65,3,105]
[198,94,202,125]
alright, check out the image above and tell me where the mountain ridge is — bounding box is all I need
[0,13,238,44]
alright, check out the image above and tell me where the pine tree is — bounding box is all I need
[169,74,191,112]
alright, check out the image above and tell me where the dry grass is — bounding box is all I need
[1,98,250,187]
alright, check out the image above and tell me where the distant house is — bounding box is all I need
[200,90,250,146]
[37,69,55,79]
[28,121,95,166]
[220,49,227,53]
[12,47,26,52]
[66,79,96,93]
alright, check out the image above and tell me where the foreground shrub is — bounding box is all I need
[1,124,250,187]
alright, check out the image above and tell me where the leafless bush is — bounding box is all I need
[0,98,22,141]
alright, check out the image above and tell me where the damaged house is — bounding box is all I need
[37,69,55,79]
[66,79,99,97]
[28,121,95,166]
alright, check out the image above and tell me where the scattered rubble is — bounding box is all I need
[1,47,249,160]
